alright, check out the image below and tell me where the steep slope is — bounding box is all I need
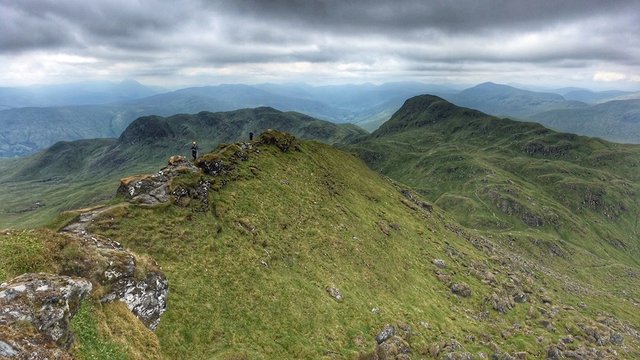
[349,96,640,335]
[0,107,366,228]
[445,82,587,119]
[78,131,640,359]
[530,99,640,144]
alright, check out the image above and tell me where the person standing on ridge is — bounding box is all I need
[191,141,198,161]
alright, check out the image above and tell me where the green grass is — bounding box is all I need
[83,138,639,358]
[0,229,57,281]
[70,301,129,360]
[0,107,365,229]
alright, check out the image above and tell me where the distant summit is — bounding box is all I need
[373,95,488,136]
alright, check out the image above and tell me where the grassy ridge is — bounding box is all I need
[81,138,640,358]
[0,107,365,228]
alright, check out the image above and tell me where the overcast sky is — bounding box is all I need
[1,0,639,90]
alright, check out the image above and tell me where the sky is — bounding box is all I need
[1,0,640,90]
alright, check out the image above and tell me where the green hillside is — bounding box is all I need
[0,107,365,228]
[6,131,630,358]
[349,96,640,333]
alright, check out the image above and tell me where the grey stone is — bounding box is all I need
[101,271,168,330]
[326,286,343,301]
[433,259,447,268]
[451,283,472,297]
[376,324,395,344]
[0,273,91,359]
[610,332,624,345]
[0,341,17,357]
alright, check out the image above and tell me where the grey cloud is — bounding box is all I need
[217,0,639,35]
[0,0,639,87]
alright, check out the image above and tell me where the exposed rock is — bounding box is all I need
[513,292,528,303]
[374,335,411,360]
[610,332,624,345]
[326,286,343,302]
[0,273,91,358]
[61,207,168,331]
[101,271,168,330]
[433,259,447,269]
[451,283,472,297]
[489,292,514,313]
[256,129,300,152]
[486,190,545,227]
[117,155,202,205]
[546,345,561,359]
[514,351,528,359]
[376,324,396,344]
[400,189,433,212]
[443,352,473,360]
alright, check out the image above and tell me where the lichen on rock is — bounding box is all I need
[0,273,92,358]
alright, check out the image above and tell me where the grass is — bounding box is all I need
[0,107,366,229]
[82,137,640,358]
[2,97,640,358]
[70,301,129,360]
[0,229,62,281]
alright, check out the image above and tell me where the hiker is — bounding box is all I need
[191,141,198,161]
[249,132,254,141]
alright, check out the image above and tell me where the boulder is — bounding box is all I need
[374,336,411,360]
[101,271,168,330]
[451,283,472,297]
[433,259,447,269]
[376,324,396,344]
[326,286,343,302]
[0,273,92,358]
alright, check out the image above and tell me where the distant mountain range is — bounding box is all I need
[0,107,365,227]
[3,98,640,358]
[0,82,453,157]
[0,79,158,109]
[443,82,588,118]
[2,80,640,158]
[442,82,640,144]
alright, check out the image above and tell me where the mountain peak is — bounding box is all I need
[373,95,487,136]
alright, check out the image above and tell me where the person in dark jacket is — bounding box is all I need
[191,141,198,161]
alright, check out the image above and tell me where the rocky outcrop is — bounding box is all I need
[400,189,433,212]
[101,271,168,330]
[373,323,413,360]
[255,129,300,152]
[117,155,202,205]
[61,206,168,331]
[0,273,92,359]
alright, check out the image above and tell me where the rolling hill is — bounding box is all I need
[444,82,587,118]
[0,107,366,228]
[530,99,640,144]
[3,130,638,358]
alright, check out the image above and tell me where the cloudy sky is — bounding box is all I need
[1,0,639,89]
